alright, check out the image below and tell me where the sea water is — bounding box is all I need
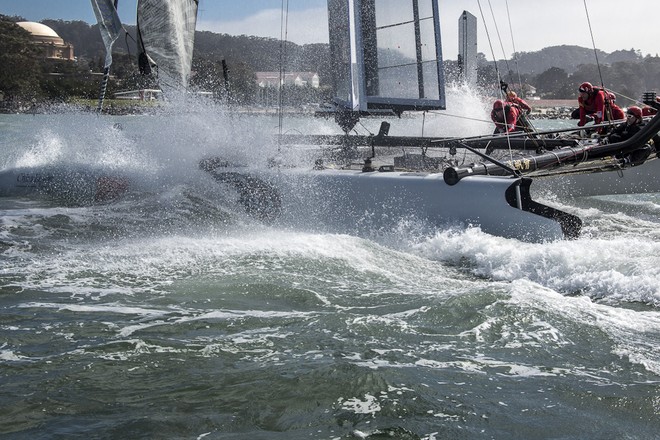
[1,98,659,439]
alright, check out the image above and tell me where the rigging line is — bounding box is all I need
[505,0,523,93]
[486,0,512,78]
[583,0,605,90]
[277,0,290,143]
[96,0,123,113]
[427,110,495,125]
[475,0,506,101]
[583,0,616,124]
[477,0,514,160]
[605,88,645,107]
[504,0,539,139]
[422,111,426,138]
[476,0,500,80]
[376,16,432,31]
[379,59,438,70]
[356,120,375,136]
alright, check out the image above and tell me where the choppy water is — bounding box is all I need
[1,103,659,439]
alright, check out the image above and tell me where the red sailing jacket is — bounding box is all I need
[491,105,521,133]
[507,96,531,113]
[578,89,624,125]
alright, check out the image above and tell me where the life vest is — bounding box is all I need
[592,87,616,103]
[579,87,623,124]
[491,104,521,133]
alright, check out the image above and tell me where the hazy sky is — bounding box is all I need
[1,0,658,60]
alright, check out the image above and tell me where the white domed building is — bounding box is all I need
[16,21,75,61]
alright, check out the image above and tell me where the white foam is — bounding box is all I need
[18,301,170,317]
[506,280,660,375]
[339,394,382,415]
[412,228,660,306]
[0,349,29,362]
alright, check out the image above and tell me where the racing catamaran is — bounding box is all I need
[200,0,658,242]
[1,0,658,243]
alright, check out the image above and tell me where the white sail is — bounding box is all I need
[90,0,123,69]
[137,0,199,93]
[90,0,123,111]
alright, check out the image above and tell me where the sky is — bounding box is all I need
[1,0,658,60]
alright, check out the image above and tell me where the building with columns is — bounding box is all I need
[16,21,75,61]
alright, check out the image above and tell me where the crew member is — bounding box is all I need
[572,82,624,128]
[506,91,532,114]
[607,106,643,143]
[491,99,521,134]
[642,99,658,117]
[506,90,534,132]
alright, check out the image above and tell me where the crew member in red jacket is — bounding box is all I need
[642,106,657,116]
[642,98,658,116]
[506,91,532,114]
[491,99,521,134]
[571,82,624,127]
[506,90,534,131]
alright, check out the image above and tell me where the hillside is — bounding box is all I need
[38,19,645,78]
[507,45,643,75]
[2,16,658,105]
[39,20,328,76]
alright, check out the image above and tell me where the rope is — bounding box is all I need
[477,0,515,160]
[502,0,539,138]
[277,0,290,145]
[604,88,649,107]
[583,0,605,90]
[505,0,524,96]
[476,0,500,82]
[95,0,126,112]
[486,0,512,79]
[427,110,494,125]
[583,0,616,126]
[421,111,426,137]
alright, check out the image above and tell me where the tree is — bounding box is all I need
[534,67,569,98]
[0,17,41,101]
[476,53,498,91]
[190,58,226,98]
[224,61,258,104]
[605,61,645,105]
[641,56,660,95]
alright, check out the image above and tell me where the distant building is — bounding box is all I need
[16,22,75,61]
[256,72,320,88]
